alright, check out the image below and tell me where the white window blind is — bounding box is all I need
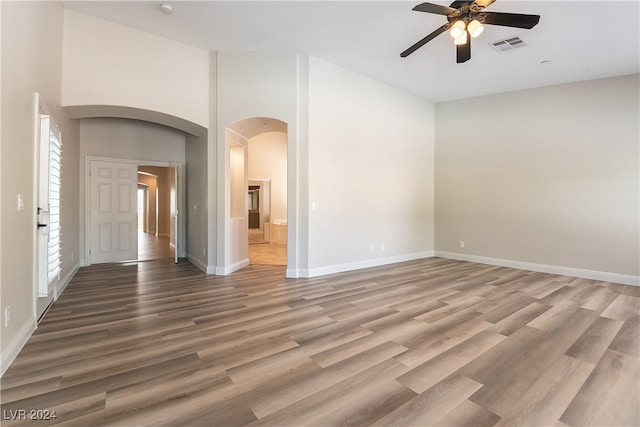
[47,120,62,285]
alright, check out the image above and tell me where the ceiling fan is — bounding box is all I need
[401,0,540,63]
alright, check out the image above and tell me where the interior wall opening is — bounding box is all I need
[247,132,288,267]
[137,166,177,262]
[225,117,288,271]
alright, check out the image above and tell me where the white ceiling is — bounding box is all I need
[62,0,639,103]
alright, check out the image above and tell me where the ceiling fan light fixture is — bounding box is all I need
[450,20,466,38]
[453,31,468,45]
[401,2,541,63]
[467,19,484,38]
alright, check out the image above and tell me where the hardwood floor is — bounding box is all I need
[137,232,174,261]
[248,243,287,266]
[1,257,638,426]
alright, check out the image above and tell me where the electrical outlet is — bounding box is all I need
[369,244,374,253]
[380,243,385,252]
[71,252,74,262]
[4,306,10,327]
[459,241,465,249]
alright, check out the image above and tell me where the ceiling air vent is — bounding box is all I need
[489,36,527,53]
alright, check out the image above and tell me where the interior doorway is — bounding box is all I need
[137,166,178,262]
[225,117,288,272]
[248,179,270,244]
[85,158,183,265]
[246,128,287,266]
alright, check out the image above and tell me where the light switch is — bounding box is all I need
[311,202,317,211]
[17,194,24,211]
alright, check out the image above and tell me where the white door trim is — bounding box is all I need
[32,93,54,320]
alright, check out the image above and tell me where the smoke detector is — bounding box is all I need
[159,3,173,15]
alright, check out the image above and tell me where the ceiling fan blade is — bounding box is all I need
[456,33,471,63]
[413,2,456,15]
[401,24,449,58]
[481,11,541,29]
[450,0,495,9]
[449,1,472,8]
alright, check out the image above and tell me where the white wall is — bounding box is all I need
[248,132,288,224]
[78,118,186,263]
[435,75,640,284]
[306,57,435,276]
[1,1,80,375]
[62,9,209,128]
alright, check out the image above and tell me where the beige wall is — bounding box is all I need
[1,1,80,375]
[248,132,288,225]
[62,9,209,128]
[435,74,639,281]
[139,166,175,242]
[307,57,435,275]
[137,172,158,235]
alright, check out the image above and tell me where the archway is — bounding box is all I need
[225,117,288,271]
[64,104,207,268]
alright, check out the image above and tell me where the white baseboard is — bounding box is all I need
[215,258,250,276]
[185,252,218,275]
[1,316,37,377]
[186,252,208,273]
[435,251,640,287]
[291,251,435,278]
[55,261,80,300]
[1,261,81,376]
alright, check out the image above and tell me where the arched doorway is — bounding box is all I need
[64,105,207,267]
[225,117,288,270]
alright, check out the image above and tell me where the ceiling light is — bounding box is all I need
[450,20,466,39]
[453,31,468,45]
[467,19,484,38]
[159,3,173,15]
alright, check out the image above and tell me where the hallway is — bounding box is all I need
[248,243,286,266]
[138,232,174,261]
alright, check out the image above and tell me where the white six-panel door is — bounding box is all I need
[90,161,138,263]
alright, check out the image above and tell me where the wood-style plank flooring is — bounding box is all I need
[137,233,174,262]
[248,243,287,266]
[1,255,639,426]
